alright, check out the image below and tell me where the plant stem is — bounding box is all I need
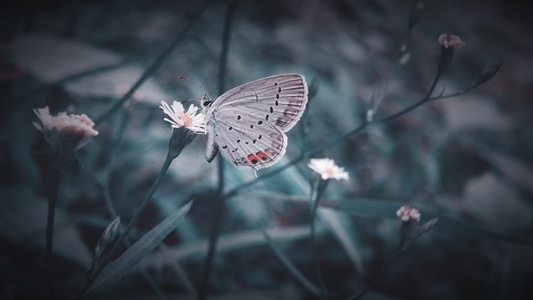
[197,2,238,299]
[346,251,403,300]
[225,72,444,198]
[197,194,226,300]
[45,166,60,299]
[260,226,321,296]
[71,153,174,299]
[310,179,329,299]
[95,0,211,126]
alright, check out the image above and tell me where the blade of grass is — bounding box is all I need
[84,202,192,297]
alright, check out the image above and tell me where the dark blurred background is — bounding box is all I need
[1,0,533,299]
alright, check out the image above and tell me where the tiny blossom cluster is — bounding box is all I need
[438,33,465,49]
[308,158,349,181]
[396,205,421,222]
[160,100,206,134]
[33,106,98,149]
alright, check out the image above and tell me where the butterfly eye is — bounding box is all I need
[203,100,212,107]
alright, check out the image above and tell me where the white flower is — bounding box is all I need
[396,205,420,222]
[438,33,465,49]
[160,100,206,134]
[33,106,98,149]
[308,158,349,181]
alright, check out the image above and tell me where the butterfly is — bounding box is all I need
[202,73,308,170]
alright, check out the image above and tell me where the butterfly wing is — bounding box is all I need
[207,74,308,131]
[206,117,287,169]
[205,73,308,169]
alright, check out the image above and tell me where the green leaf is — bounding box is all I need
[85,202,192,297]
[336,199,533,245]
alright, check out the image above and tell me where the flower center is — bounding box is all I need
[179,112,193,127]
[324,168,335,177]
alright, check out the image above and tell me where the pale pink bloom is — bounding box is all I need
[308,158,349,181]
[33,106,98,149]
[396,205,421,222]
[160,100,206,134]
[438,33,465,49]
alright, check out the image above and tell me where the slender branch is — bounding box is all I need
[428,81,478,101]
[95,0,211,126]
[310,179,329,299]
[71,153,174,299]
[374,73,441,123]
[346,251,403,300]
[45,167,60,299]
[197,2,238,299]
[225,72,443,198]
[196,193,225,300]
[260,226,321,296]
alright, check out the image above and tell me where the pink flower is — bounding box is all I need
[438,33,465,49]
[308,158,349,181]
[33,106,98,150]
[396,205,420,222]
[160,101,206,134]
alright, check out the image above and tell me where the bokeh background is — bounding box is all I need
[1,0,533,299]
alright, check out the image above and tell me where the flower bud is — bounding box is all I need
[407,1,424,31]
[94,216,121,258]
[437,34,465,75]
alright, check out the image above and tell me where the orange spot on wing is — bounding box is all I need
[245,151,270,166]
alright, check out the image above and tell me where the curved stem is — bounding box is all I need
[95,0,211,126]
[260,226,321,296]
[196,194,226,300]
[45,167,60,299]
[197,1,238,299]
[375,74,441,123]
[310,179,329,299]
[71,153,174,299]
[346,251,402,300]
[225,72,444,198]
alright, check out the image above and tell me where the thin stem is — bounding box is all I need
[159,243,198,297]
[225,72,443,198]
[216,0,237,194]
[109,153,174,266]
[95,0,211,126]
[45,166,60,299]
[217,0,237,96]
[260,226,321,296]
[197,2,237,299]
[375,73,441,123]
[197,194,226,300]
[428,81,478,101]
[224,153,305,198]
[346,251,403,300]
[71,153,175,299]
[310,179,329,299]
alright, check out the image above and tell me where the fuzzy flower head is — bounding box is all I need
[33,106,99,151]
[396,205,420,222]
[437,33,465,75]
[438,33,466,49]
[160,100,206,134]
[308,158,349,181]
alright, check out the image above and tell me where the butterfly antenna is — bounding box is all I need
[178,76,211,100]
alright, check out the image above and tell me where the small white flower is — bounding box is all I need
[438,33,465,49]
[308,158,349,181]
[160,100,206,134]
[396,205,420,222]
[33,106,99,149]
